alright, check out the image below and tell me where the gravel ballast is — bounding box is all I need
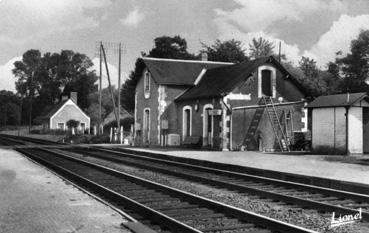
[59,150,369,233]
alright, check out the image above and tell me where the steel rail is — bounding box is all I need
[18,147,317,233]
[69,146,369,222]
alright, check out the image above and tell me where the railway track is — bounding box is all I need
[0,134,63,145]
[63,146,369,223]
[2,135,368,231]
[16,147,316,233]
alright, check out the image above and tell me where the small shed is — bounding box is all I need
[306,92,369,154]
[102,107,133,126]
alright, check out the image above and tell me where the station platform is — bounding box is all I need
[0,148,131,233]
[122,147,369,186]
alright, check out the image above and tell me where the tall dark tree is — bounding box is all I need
[0,90,20,127]
[13,49,98,124]
[147,35,197,59]
[333,30,369,93]
[299,56,319,79]
[87,86,119,124]
[56,50,98,110]
[13,49,42,97]
[283,61,338,97]
[201,39,248,63]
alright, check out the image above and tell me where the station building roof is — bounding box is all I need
[306,92,368,108]
[142,57,232,86]
[176,56,307,101]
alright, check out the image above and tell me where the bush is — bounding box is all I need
[66,119,80,129]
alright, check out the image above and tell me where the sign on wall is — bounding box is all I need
[208,109,222,116]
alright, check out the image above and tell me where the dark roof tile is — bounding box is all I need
[176,56,304,101]
[142,57,232,85]
[306,92,368,108]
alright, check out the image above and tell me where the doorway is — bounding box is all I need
[203,105,213,146]
[143,109,150,144]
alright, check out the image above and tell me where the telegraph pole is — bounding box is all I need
[101,43,119,132]
[118,43,122,133]
[95,41,126,137]
[99,41,103,134]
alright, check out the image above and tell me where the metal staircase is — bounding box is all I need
[262,96,290,152]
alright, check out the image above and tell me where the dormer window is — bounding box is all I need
[258,65,276,98]
[144,71,150,98]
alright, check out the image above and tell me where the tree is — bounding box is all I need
[299,56,319,79]
[201,39,248,63]
[249,37,275,59]
[13,50,42,98]
[0,90,20,127]
[66,119,80,129]
[56,50,98,110]
[13,49,98,123]
[147,35,197,60]
[332,30,369,93]
[120,58,145,113]
[87,86,119,125]
[283,62,338,97]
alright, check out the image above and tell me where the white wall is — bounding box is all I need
[348,107,363,154]
[312,107,346,153]
[312,108,335,150]
[334,107,347,151]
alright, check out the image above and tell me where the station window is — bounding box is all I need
[144,71,150,98]
[258,65,276,98]
[182,106,192,139]
[57,123,64,130]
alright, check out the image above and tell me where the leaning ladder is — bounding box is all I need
[262,96,290,152]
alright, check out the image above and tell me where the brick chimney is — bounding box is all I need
[201,52,208,61]
[70,92,77,104]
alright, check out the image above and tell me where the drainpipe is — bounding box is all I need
[345,107,349,155]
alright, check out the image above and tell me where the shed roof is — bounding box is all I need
[102,107,133,125]
[176,56,306,101]
[142,57,233,85]
[306,92,368,108]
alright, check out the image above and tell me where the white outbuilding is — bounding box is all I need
[306,92,369,155]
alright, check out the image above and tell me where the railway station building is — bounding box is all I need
[134,56,309,151]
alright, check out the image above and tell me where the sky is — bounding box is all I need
[1,0,369,92]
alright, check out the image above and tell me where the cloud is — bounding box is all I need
[0,0,111,45]
[91,58,129,89]
[305,14,369,66]
[215,18,303,64]
[214,0,345,32]
[120,8,145,27]
[0,57,21,92]
[214,1,369,67]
